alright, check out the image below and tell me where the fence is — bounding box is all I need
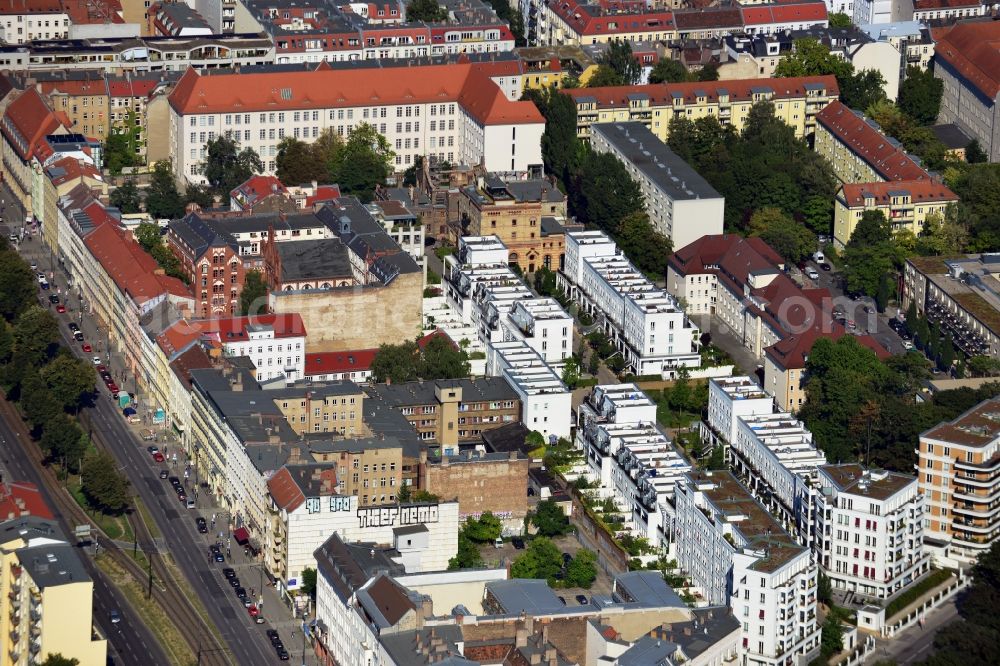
[881,569,969,638]
[835,635,875,666]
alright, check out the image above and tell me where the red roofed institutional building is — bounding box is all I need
[934,20,1000,163]
[167,63,545,186]
[0,87,72,210]
[667,234,888,411]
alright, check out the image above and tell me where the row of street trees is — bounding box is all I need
[0,240,130,513]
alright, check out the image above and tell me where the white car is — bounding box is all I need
[92,356,102,365]
[805,268,820,280]
[902,341,915,351]
[813,251,825,263]
[36,273,46,283]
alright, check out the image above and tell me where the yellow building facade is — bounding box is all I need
[563,75,838,141]
[833,181,958,249]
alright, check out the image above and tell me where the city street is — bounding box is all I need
[874,597,958,664]
[1,181,317,665]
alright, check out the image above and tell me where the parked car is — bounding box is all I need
[68,322,79,332]
[575,595,589,605]
[820,262,832,271]
[92,356,101,365]
[235,587,246,600]
[903,341,915,351]
[81,343,92,352]
[511,537,525,550]
[805,267,819,280]
[196,517,208,532]
[222,568,236,580]
[158,470,169,479]
[36,273,46,283]
[266,630,281,646]
[73,331,84,342]
[247,604,259,618]
[140,429,155,441]
[562,552,572,564]
[276,648,289,661]
[39,281,49,290]
[186,498,196,509]
[108,610,121,624]
[147,446,159,455]
[152,452,165,463]
[48,294,59,304]
[55,304,66,313]
[229,577,241,588]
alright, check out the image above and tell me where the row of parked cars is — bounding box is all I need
[218,567,289,659]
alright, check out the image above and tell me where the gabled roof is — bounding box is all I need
[195,313,307,342]
[231,174,287,207]
[1,88,68,161]
[168,64,543,126]
[817,100,930,182]
[268,463,339,513]
[168,343,213,390]
[934,20,1000,100]
[83,223,191,306]
[741,1,828,25]
[0,0,63,14]
[0,482,54,521]
[305,348,378,376]
[839,180,957,207]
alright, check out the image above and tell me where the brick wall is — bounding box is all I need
[423,453,529,526]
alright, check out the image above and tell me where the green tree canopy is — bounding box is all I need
[569,149,644,232]
[564,549,597,588]
[615,211,672,279]
[597,40,641,86]
[239,270,268,316]
[828,12,852,27]
[370,335,470,383]
[40,655,79,666]
[200,135,264,196]
[41,354,94,412]
[40,415,85,470]
[524,86,579,180]
[276,135,339,186]
[965,139,988,164]
[531,500,570,537]
[843,210,899,297]
[510,536,562,583]
[648,59,690,84]
[406,0,448,21]
[448,530,484,570]
[103,131,137,176]
[109,179,141,214]
[300,567,317,600]
[0,247,39,322]
[329,124,395,202]
[775,38,885,111]
[463,512,502,543]
[81,450,130,514]
[586,66,626,88]
[20,369,62,430]
[13,306,60,369]
[898,66,943,125]
[748,207,817,264]
[144,161,184,219]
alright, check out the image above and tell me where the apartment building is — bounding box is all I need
[731,412,828,541]
[563,75,839,142]
[561,230,700,377]
[458,174,569,274]
[193,313,307,383]
[0,87,71,212]
[591,122,724,250]
[0,0,69,44]
[575,384,691,544]
[514,45,599,89]
[814,464,929,600]
[674,471,820,666]
[35,71,110,140]
[167,64,544,184]
[487,340,572,441]
[934,20,1000,163]
[500,298,573,366]
[815,100,932,184]
[918,397,1000,564]
[703,376,774,450]
[0,516,107,666]
[365,379,521,450]
[0,33,275,73]
[833,180,958,248]
[912,0,989,22]
[40,155,105,254]
[146,1,212,37]
[107,73,169,164]
[903,254,1000,360]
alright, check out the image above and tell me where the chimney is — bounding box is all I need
[515,628,528,648]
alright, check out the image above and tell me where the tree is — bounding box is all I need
[564,549,597,588]
[419,334,471,380]
[329,124,394,202]
[843,210,896,297]
[276,136,331,186]
[967,355,1000,377]
[828,12,852,27]
[561,356,580,389]
[841,69,887,113]
[103,131,137,176]
[200,135,263,196]
[109,179,141,214]
[748,207,817,264]
[898,66,944,125]
[448,530,484,570]
[135,222,161,253]
[775,38,853,82]
[41,354,94,412]
[300,567,317,600]
[40,415,84,465]
[586,66,626,88]
[13,306,60,369]
[510,536,562,583]
[695,63,719,81]
[615,211,672,278]
[463,512,502,543]
[40,656,79,666]
[531,500,569,537]
[81,450,130,514]
[524,86,578,180]
[570,150,644,232]
[0,249,38,321]
[916,209,968,256]
[370,340,421,383]
[184,183,216,209]
[144,161,184,219]
[817,571,833,605]
[648,59,690,84]
[406,0,448,21]
[597,40,641,86]
[20,370,61,430]
[966,139,988,164]
[819,615,844,658]
[239,270,268,316]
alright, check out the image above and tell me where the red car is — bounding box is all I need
[247,604,259,618]
[55,304,66,314]
[152,452,165,463]
[82,343,92,352]
[96,365,107,373]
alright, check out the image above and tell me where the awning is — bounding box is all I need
[233,527,250,545]
[123,407,137,416]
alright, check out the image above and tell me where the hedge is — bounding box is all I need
[885,568,953,619]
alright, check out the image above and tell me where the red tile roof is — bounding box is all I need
[168,64,544,125]
[741,1,827,25]
[305,348,377,376]
[0,0,63,13]
[304,185,341,207]
[37,78,108,98]
[817,100,930,182]
[1,88,68,161]
[169,343,213,389]
[563,75,839,109]
[106,76,161,99]
[267,467,305,513]
[193,313,307,342]
[231,175,287,207]
[417,328,456,350]
[83,223,192,306]
[45,156,103,187]
[0,482,54,520]
[766,328,889,370]
[157,319,204,359]
[934,21,1000,100]
[913,0,981,9]
[839,180,958,208]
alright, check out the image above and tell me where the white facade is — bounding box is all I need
[561,230,700,376]
[502,298,573,365]
[674,471,820,666]
[486,340,571,441]
[814,465,929,599]
[853,0,893,26]
[314,568,391,666]
[0,11,69,44]
[590,122,725,251]
[278,495,459,589]
[731,412,827,541]
[218,326,305,383]
[705,376,774,449]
